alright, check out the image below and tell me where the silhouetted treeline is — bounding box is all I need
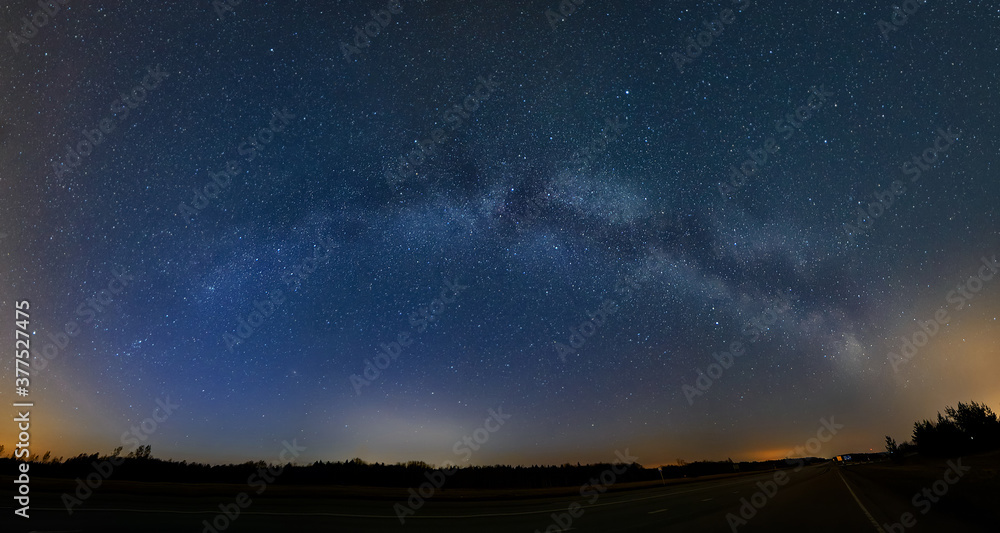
[886,401,1000,459]
[906,401,1000,457]
[0,447,825,489]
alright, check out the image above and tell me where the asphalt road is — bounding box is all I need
[4,463,994,532]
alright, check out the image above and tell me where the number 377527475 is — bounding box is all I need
[15,300,30,395]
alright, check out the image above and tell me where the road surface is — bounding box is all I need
[4,463,994,532]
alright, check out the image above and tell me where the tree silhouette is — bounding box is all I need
[946,401,1000,445]
[912,401,1000,456]
[127,445,153,460]
[884,435,897,455]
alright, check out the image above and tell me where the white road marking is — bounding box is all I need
[648,508,669,514]
[837,470,887,533]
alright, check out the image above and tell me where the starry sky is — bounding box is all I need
[2,1,999,468]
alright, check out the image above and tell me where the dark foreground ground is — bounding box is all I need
[3,452,998,532]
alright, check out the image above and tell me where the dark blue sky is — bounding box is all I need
[2,0,998,467]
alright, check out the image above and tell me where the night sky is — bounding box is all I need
[2,1,999,468]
